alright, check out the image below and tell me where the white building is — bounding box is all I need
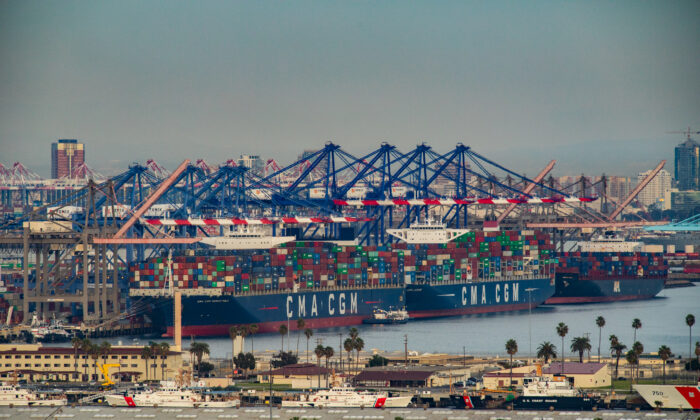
[637,169,672,210]
[237,154,264,175]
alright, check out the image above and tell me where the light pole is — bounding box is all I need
[525,288,538,363]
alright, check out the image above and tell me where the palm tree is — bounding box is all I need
[99,341,111,380]
[349,327,359,340]
[596,316,606,362]
[354,337,365,372]
[71,336,82,380]
[632,318,642,343]
[189,342,210,376]
[536,341,557,364]
[149,341,160,379]
[80,338,93,379]
[88,344,100,380]
[296,319,305,356]
[344,338,354,371]
[158,342,170,380]
[556,322,568,373]
[610,340,627,379]
[248,324,258,354]
[304,328,314,363]
[632,341,644,383]
[658,345,672,384]
[625,350,639,382]
[696,341,700,370]
[686,314,695,364]
[279,324,288,352]
[314,345,325,388]
[324,346,334,369]
[141,345,153,381]
[570,336,592,363]
[505,339,518,389]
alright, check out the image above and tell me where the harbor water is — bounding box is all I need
[84,286,700,359]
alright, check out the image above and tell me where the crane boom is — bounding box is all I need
[113,159,190,239]
[607,160,665,221]
[496,160,555,223]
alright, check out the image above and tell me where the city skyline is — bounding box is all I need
[1,1,699,177]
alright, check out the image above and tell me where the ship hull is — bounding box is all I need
[405,277,554,318]
[545,273,665,304]
[513,395,600,410]
[633,384,700,410]
[145,287,405,337]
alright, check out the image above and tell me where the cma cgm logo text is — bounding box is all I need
[461,283,520,306]
[286,293,359,318]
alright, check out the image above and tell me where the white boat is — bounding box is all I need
[0,384,67,406]
[363,307,409,324]
[633,382,700,410]
[282,384,412,408]
[199,225,295,250]
[105,382,239,408]
[386,218,469,244]
[576,231,643,253]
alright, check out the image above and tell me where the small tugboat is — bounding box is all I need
[513,372,601,410]
[363,307,409,324]
[281,384,412,408]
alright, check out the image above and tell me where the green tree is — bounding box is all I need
[505,339,518,390]
[140,345,153,381]
[610,339,627,379]
[625,350,639,383]
[247,324,259,354]
[158,342,170,380]
[279,324,288,352]
[189,341,210,376]
[245,352,256,373]
[148,341,159,379]
[686,314,695,364]
[344,338,354,370]
[304,328,314,363]
[353,337,365,373]
[658,345,672,384]
[632,341,644,383]
[368,355,389,367]
[71,336,82,380]
[556,322,568,374]
[80,338,93,380]
[536,341,557,364]
[595,316,606,362]
[314,345,325,388]
[632,318,642,343]
[570,336,592,363]
[88,344,100,380]
[296,318,305,356]
[324,346,334,369]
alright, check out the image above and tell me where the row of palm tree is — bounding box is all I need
[344,328,364,372]
[228,324,259,354]
[140,341,171,381]
[70,337,112,380]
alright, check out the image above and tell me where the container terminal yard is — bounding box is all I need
[0,144,699,414]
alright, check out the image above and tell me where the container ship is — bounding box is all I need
[546,236,667,304]
[130,225,556,337]
[397,224,556,318]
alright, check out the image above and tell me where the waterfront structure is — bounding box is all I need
[637,169,671,209]
[674,137,700,191]
[0,344,183,383]
[51,139,84,179]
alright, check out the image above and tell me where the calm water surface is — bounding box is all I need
[97,286,700,359]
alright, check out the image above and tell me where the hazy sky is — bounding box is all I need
[1,1,699,178]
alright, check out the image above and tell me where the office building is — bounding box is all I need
[51,139,84,179]
[674,138,699,190]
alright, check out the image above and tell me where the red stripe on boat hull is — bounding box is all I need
[408,303,533,319]
[545,294,656,304]
[165,315,367,337]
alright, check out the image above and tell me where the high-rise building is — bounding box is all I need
[606,176,632,202]
[637,169,672,208]
[674,138,699,190]
[51,139,85,179]
[237,154,264,175]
